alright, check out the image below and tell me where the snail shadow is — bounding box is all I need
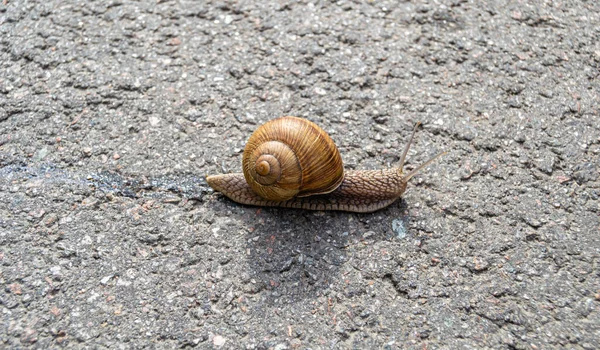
[215,198,410,304]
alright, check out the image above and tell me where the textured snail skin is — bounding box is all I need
[206,167,408,213]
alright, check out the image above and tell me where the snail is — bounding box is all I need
[206,116,443,213]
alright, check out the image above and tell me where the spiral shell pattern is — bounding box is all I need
[242,116,344,201]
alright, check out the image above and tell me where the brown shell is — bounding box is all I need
[242,116,344,201]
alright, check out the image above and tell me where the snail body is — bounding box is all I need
[207,116,442,213]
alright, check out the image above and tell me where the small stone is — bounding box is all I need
[20,328,37,344]
[50,266,63,281]
[314,87,327,95]
[30,209,46,219]
[82,147,93,157]
[213,335,226,347]
[335,325,348,338]
[572,162,598,184]
[507,97,522,108]
[34,147,49,162]
[534,156,555,175]
[364,144,376,157]
[82,197,98,207]
[22,294,32,303]
[8,283,22,295]
[373,115,388,124]
[44,214,58,226]
[149,116,160,126]
[113,153,121,160]
[100,275,113,285]
[215,266,224,280]
[418,328,431,339]
[59,215,73,225]
[467,258,489,272]
[279,258,293,272]
[524,216,542,228]
[362,231,375,239]
[525,231,539,241]
[392,219,407,239]
[3,295,18,309]
[162,197,181,204]
[185,109,201,122]
[191,307,205,320]
[116,278,131,287]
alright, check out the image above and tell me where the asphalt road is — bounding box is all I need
[1,0,599,348]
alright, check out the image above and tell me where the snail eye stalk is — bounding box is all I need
[399,122,421,170]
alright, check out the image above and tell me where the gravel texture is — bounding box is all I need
[1,0,599,349]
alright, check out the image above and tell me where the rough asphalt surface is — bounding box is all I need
[1,0,599,349]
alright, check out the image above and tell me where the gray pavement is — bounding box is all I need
[1,0,599,348]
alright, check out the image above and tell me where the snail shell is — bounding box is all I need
[242,116,344,201]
